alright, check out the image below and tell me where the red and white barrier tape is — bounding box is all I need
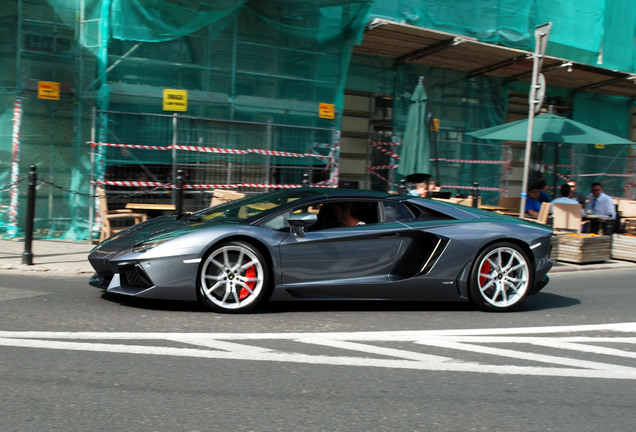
[544,166,572,182]
[440,184,506,192]
[90,142,333,160]
[368,141,401,159]
[432,158,510,165]
[366,168,398,188]
[577,172,634,178]
[8,99,22,233]
[369,140,403,146]
[91,180,333,189]
[369,142,512,166]
[91,142,171,151]
[368,164,399,170]
[92,180,167,187]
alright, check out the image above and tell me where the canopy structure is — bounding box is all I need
[355,19,636,99]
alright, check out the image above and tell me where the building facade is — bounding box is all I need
[1,0,635,240]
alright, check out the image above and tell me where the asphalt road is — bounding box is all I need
[1,269,635,432]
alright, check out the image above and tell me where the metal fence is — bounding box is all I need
[91,109,338,213]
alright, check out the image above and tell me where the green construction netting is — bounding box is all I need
[1,0,635,241]
[348,57,509,203]
[371,0,636,73]
[1,0,374,240]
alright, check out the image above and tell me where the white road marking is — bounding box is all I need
[0,323,635,380]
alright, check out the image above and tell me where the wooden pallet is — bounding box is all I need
[554,234,611,264]
[611,234,636,262]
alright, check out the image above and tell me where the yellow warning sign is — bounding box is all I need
[318,103,335,119]
[163,89,188,112]
[38,81,60,100]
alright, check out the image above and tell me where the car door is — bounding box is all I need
[277,200,411,298]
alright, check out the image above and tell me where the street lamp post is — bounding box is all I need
[519,22,552,218]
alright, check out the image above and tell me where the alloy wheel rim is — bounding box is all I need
[477,247,529,308]
[201,245,264,309]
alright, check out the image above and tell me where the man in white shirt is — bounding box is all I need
[334,203,366,227]
[584,182,616,219]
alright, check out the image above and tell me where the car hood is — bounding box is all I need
[92,215,240,252]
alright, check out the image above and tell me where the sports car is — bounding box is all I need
[88,188,553,313]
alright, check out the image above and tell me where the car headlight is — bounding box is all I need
[132,237,173,253]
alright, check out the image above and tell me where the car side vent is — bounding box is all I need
[419,239,449,275]
[119,263,153,289]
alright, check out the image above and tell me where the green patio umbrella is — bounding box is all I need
[466,113,635,145]
[397,77,435,179]
[467,112,634,217]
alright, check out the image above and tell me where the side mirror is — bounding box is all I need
[288,213,318,237]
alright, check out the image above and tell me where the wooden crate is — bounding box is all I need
[554,234,611,264]
[611,234,636,262]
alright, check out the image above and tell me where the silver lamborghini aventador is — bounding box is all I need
[88,188,553,313]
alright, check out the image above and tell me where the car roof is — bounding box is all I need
[303,187,393,199]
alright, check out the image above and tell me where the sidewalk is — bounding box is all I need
[2,238,636,276]
[0,238,95,275]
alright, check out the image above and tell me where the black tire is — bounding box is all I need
[197,241,270,313]
[469,242,533,312]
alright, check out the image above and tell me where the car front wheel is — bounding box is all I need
[198,241,269,313]
[469,242,532,312]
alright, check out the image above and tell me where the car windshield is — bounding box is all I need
[189,188,325,223]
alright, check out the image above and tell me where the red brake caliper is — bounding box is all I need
[239,266,256,300]
[479,261,491,286]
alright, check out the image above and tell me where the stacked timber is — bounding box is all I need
[549,235,559,262]
[555,234,611,264]
[623,219,636,234]
[611,234,636,262]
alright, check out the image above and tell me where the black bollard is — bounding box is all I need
[399,179,407,194]
[22,165,37,265]
[472,182,479,208]
[175,169,184,215]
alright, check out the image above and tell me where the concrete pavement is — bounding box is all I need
[1,238,95,275]
[1,238,636,276]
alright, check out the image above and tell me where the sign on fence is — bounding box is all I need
[163,89,188,112]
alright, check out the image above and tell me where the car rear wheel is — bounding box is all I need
[198,241,269,313]
[469,242,532,312]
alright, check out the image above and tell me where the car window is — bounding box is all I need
[262,201,381,232]
[260,204,322,231]
[310,201,379,230]
[383,201,415,222]
[193,189,322,223]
